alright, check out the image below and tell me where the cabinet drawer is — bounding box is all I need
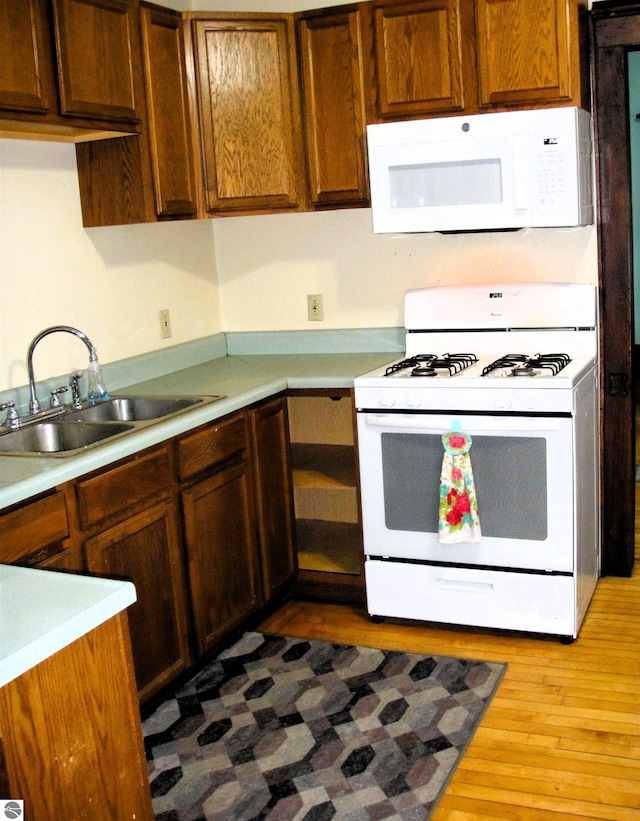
[0,492,68,564]
[76,447,172,528]
[176,413,248,481]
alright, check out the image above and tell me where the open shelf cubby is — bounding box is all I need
[287,391,364,599]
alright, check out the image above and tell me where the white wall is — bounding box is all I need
[0,137,598,394]
[0,139,221,392]
[214,209,597,330]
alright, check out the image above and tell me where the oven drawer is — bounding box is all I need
[365,560,576,638]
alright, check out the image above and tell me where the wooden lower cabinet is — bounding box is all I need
[0,397,297,704]
[249,397,297,602]
[0,611,154,821]
[178,401,296,658]
[70,444,192,703]
[181,456,262,656]
[0,489,79,571]
[84,499,191,703]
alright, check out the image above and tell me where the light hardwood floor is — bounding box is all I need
[259,497,640,820]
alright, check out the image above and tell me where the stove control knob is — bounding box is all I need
[378,393,395,408]
[494,392,513,410]
[405,391,422,408]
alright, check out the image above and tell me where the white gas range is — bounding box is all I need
[354,283,599,642]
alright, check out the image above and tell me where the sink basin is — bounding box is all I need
[66,395,218,423]
[0,421,134,455]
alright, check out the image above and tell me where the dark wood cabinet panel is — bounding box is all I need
[182,454,261,656]
[75,2,196,227]
[371,0,586,119]
[0,491,68,564]
[84,500,192,702]
[71,442,191,702]
[51,0,142,124]
[75,134,151,226]
[0,489,80,571]
[475,0,579,108]
[0,0,53,114]
[372,0,476,118]
[0,0,142,139]
[176,412,248,481]
[249,397,297,602]
[189,13,304,214]
[140,2,197,217]
[298,6,370,207]
[74,446,172,528]
[0,613,154,820]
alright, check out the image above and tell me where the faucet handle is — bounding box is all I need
[69,372,83,409]
[49,386,68,408]
[0,401,19,429]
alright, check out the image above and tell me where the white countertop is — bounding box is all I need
[0,565,136,688]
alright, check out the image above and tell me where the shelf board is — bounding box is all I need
[295,519,362,576]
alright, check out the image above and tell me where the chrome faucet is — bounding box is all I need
[27,326,109,414]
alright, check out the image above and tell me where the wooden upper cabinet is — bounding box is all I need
[372,0,476,118]
[298,5,371,207]
[189,13,304,214]
[370,0,586,120]
[51,0,141,125]
[0,0,53,114]
[475,0,582,109]
[140,2,197,217]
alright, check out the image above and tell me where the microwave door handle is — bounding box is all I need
[513,137,528,211]
[364,414,563,433]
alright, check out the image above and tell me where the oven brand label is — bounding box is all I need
[489,292,502,298]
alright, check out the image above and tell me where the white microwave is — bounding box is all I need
[366,107,593,234]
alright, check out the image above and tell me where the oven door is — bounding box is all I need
[356,411,574,573]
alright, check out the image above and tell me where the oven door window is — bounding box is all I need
[381,432,547,540]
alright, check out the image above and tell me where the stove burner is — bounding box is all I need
[385,353,478,378]
[482,353,571,378]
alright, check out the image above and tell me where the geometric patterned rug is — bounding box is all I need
[143,632,506,820]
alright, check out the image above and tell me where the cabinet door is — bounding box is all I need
[191,14,303,213]
[475,0,576,108]
[140,2,198,217]
[0,0,53,113]
[372,0,476,118]
[250,397,297,602]
[182,457,261,656]
[51,0,142,125]
[84,500,192,703]
[298,7,369,207]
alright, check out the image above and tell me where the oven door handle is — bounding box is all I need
[363,414,564,433]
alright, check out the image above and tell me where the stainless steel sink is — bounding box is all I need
[66,395,213,423]
[0,421,134,455]
[0,394,225,456]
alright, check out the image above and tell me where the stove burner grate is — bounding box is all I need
[481,353,571,377]
[385,353,478,377]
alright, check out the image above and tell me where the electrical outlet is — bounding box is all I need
[159,309,172,339]
[307,294,323,321]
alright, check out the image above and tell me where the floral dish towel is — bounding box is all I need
[438,429,481,544]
